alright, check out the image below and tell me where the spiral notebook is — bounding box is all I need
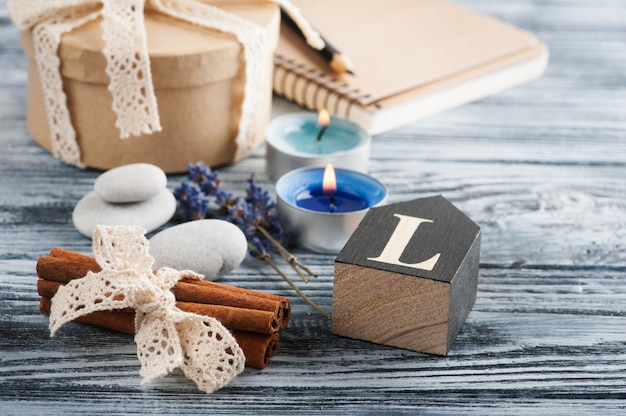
[273,0,548,134]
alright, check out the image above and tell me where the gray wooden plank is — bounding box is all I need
[1,0,625,414]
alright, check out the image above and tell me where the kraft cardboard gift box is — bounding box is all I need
[19,2,279,173]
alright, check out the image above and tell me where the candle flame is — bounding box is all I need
[317,109,330,127]
[322,163,337,194]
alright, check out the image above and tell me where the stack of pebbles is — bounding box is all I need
[73,163,176,238]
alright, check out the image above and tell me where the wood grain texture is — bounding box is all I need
[1,0,626,414]
[333,262,452,355]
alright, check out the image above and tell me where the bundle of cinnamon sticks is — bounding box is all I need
[36,248,291,369]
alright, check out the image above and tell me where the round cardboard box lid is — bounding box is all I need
[20,1,279,88]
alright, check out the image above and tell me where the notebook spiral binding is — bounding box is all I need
[273,54,377,119]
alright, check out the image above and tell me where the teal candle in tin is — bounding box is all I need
[265,110,371,182]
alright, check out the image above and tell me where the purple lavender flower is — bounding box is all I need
[174,164,287,252]
[186,161,223,197]
[245,174,275,211]
[172,162,327,318]
[173,181,209,221]
[223,174,287,252]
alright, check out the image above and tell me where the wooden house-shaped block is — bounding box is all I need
[333,195,481,355]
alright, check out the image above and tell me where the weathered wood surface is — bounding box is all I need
[1,0,625,414]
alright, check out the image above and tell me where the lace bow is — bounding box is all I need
[7,0,270,167]
[48,225,246,393]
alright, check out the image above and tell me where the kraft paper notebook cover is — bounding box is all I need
[273,0,549,134]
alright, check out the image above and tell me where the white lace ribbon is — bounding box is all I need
[48,225,246,393]
[7,0,272,167]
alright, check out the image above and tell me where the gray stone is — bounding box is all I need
[149,219,248,281]
[72,189,176,238]
[94,163,167,203]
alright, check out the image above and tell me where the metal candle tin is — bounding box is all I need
[265,112,371,183]
[275,166,387,253]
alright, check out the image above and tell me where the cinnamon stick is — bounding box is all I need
[176,301,280,334]
[230,330,279,370]
[38,248,291,328]
[37,279,281,334]
[49,247,100,268]
[174,280,290,328]
[39,296,278,369]
[36,247,289,368]
[36,254,100,283]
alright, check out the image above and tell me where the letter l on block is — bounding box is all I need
[367,214,441,271]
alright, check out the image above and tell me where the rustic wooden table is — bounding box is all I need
[1,0,625,414]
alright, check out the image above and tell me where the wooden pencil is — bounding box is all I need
[280,6,355,75]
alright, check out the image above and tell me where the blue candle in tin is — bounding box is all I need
[266,111,371,182]
[276,165,387,253]
[295,188,368,213]
[295,164,368,213]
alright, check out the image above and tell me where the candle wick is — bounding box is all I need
[327,192,336,212]
[316,125,328,143]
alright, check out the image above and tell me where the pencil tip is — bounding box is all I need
[330,54,356,76]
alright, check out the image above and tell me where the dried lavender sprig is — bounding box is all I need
[173,162,329,319]
[250,243,331,320]
[239,175,315,283]
[255,225,318,282]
